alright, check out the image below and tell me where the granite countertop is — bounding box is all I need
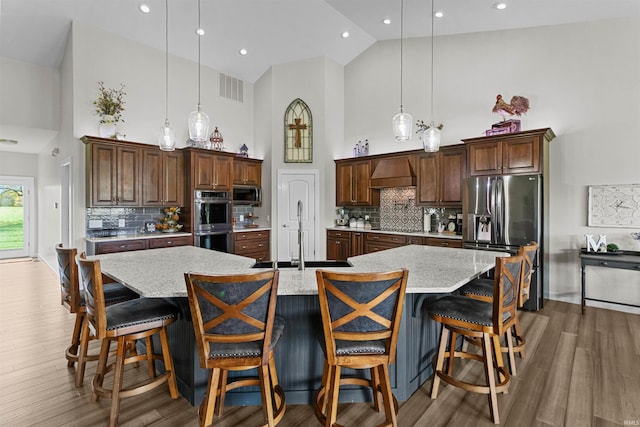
[326,226,462,240]
[93,245,506,298]
[85,232,192,243]
[233,227,271,233]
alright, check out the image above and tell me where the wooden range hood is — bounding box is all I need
[369,156,416,188]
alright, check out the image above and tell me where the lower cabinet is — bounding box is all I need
[93,235,192,254]
[233,230,270,262]
[424,237,463,248]
[363,233,407,254]
[326,230,352,261]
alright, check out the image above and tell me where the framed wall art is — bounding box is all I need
[284,98,312,163]
[588,184,640,227]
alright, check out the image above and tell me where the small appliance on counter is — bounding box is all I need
[335,208,349,226]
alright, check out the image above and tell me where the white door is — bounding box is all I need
[0,176,34,259]
[277,171,317,261]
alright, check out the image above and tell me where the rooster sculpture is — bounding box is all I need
[492,94,530,121]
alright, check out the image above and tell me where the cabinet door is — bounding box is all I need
[327,236,351,260]
[336,163,354,205]
[352,160,372,204]
[336,160,375,206]
[163,151,184,206]
[141,148,163,205]
[213,155,231,191]
[193,152,215,189]
[351,231,364,256]
[90,143,118,206]
[417,154,438,204]
[233,159,261,186]
[116,146,140,205]
[502,136,540,175]
[440,147,467,205]
[468,141,502,177]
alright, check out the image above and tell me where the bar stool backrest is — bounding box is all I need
[493,255,522,336]
[76,253,107,339]
[315,269,408,365]
[518,242,539,307]
[184,270,280,367]
[55,244,80,313]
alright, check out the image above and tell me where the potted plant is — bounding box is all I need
[93,81,126,138]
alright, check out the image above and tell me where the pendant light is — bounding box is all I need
[392,0,413,141]
[187,0,210,144]
[158,0,175,151]
[423,0,441,152]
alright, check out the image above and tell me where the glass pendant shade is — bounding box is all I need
[393,109,413,142]
[158,119,176,151]
[188,105,210,142]
[423,123,441,152]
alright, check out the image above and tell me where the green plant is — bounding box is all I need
[93,81,126,123]
[415,120,443,133]
[606,243,619,252]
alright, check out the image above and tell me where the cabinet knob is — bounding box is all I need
[600,261,608,266]
[441,242,449,246]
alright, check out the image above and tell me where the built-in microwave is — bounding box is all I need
[232,186,262,205]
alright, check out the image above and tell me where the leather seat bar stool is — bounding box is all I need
[76,253,179,427]
[55,244,138,386]
[460,242,538,375]
[427,255,522,424]
[314,268,408,427]
[184,269,286,427]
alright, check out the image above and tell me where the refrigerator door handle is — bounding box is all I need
[496,177,503,243]
[489,178,498,243]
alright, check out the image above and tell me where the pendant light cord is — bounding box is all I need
[399,0,405,112]
[164,0,169,122]
[197,0,202,107]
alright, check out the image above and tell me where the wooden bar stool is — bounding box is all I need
[76,253,179,427]
[184,269,286,427]
[427,255,522,424]
[55,244,138,386]
[313,268,408,427]
[460,242,538,375]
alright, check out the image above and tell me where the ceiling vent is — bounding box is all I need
[219,73,244,103]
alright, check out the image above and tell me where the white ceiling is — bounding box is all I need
[1,0,639,154]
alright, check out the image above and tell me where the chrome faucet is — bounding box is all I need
[296,200,305,270]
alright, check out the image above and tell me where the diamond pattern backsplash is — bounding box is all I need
[380,187,423,232]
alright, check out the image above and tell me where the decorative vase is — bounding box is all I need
[99,115,118,138]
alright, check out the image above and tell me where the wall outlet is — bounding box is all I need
[89,219,103,229]
[118,219,125,227]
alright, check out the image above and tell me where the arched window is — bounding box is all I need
[284,98,312,163]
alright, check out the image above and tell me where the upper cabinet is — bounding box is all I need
[84,137,141,207]
[417,146,467,206]
[191,150,232,191]
[233,158,262,187]
[335,159,380,206]
[141,148,184,206]
[464,128,555,177]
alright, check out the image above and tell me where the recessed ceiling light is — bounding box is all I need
[341,31,350,38]
[383,18,391,25]
[139,3,150,14]
[196,28,205,36]
[239,49,248,56]
[434,11,444,18]
[493,2,507,10]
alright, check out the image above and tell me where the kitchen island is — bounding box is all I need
[93,245,507,406]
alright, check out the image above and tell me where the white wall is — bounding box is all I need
[343,18,640,311]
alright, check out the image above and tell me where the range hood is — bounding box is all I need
[370,157,416,188]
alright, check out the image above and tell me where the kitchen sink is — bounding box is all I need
[252,260,352,268]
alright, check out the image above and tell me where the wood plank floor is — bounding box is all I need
[1,258,638,426]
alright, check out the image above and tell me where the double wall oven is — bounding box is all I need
[193,190,232,252]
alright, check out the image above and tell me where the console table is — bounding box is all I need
[580,250,640,314]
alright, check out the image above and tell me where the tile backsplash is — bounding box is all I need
[86,207,166,237]
[380,187,423,232]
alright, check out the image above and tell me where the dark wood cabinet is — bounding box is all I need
[464,128,555,177]
[417,146,467,206]
[94,239,148,254]
[424,237,463,248]
[148,235,192,249]
[141,148,184,206]
[335,159,379,206]
[326,230,351,261]
[233,158,261,186]
[406,236,424,245]
[351,231,365,256]
[192,151,232,191]
[363,233,407,254]
[86,140,140,207]
[233,230,270,262]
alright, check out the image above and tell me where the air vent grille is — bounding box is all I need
[219,73,244,103]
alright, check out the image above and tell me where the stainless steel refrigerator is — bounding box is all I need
[462,174,543,310]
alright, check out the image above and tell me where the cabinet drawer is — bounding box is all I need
[95,239,148,254]
[235,239,269,253]
[364,241,402,254]
[327,230,351,239]
[237,250,270,262]
[234,230,270,241]
[148,235,192,249]
[365,233,407,245]
[407,236,424,245]
[424,238,463,248]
